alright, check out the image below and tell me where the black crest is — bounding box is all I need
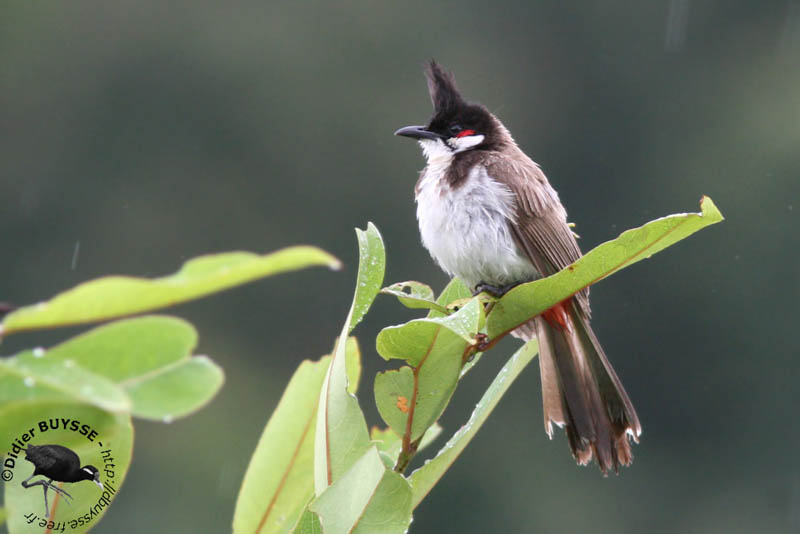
[425,60,465,114]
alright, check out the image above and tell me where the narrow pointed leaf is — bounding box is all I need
[313,326,372,496]
[344,337,361,395]
[313,308,372,496]
[1,246,340,335]
[408,340,539,509]
[487,197,724,338]
[349,223,386,333]
[314,224,384,495]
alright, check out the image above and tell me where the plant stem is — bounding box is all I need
[394,435,422,473]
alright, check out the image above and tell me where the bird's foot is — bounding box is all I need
[473,282,518,298]
[46,482,73,504]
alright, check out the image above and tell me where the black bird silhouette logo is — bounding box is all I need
[21,444,103,517]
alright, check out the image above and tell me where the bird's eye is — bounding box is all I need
[449,124,463,135]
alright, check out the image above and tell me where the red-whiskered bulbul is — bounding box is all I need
[395,61,641,473]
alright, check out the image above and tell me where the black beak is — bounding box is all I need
[394,125,444,141]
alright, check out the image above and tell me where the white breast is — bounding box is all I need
[415,161,539,290]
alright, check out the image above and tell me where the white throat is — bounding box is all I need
[419,139,453,165]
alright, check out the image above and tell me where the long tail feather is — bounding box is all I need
[514,301,640,473]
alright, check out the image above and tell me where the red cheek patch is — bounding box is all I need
[456,129,476,138]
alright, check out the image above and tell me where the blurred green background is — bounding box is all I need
[1,1,798,532]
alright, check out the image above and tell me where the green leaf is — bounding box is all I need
[375,300,482,445]
[233,356,332,534]
[313,316,371,497]
[348,469,412,534]
[235,339,362,534]
[1,401,133,533]
[0,507,6,526]
[408,340,539,509]
[350,223,386,334]
[417,422,444,452]
[0,246,340,335]
[487,197,725,338]
[46,315,197,382]
[291,509,322,534]
[45,316,223,420]
[376,298,482,366]
[380,281,449,315]
[370,427,402,466]
[314,224,384,495]
[122,356,223,421]
[374,279,483,446]
[0,351,130,413]
[343,337,361,396]
[374,352,459,444]
[409,343,464,441]
[370,423,442,467]
[310,447,412,534]
[374,367,414,439]
[427,278,472,319]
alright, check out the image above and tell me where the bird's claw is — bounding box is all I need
[46,482,73,503]
[473,282,517,297]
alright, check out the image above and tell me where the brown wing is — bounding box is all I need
[485,152,591,317]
